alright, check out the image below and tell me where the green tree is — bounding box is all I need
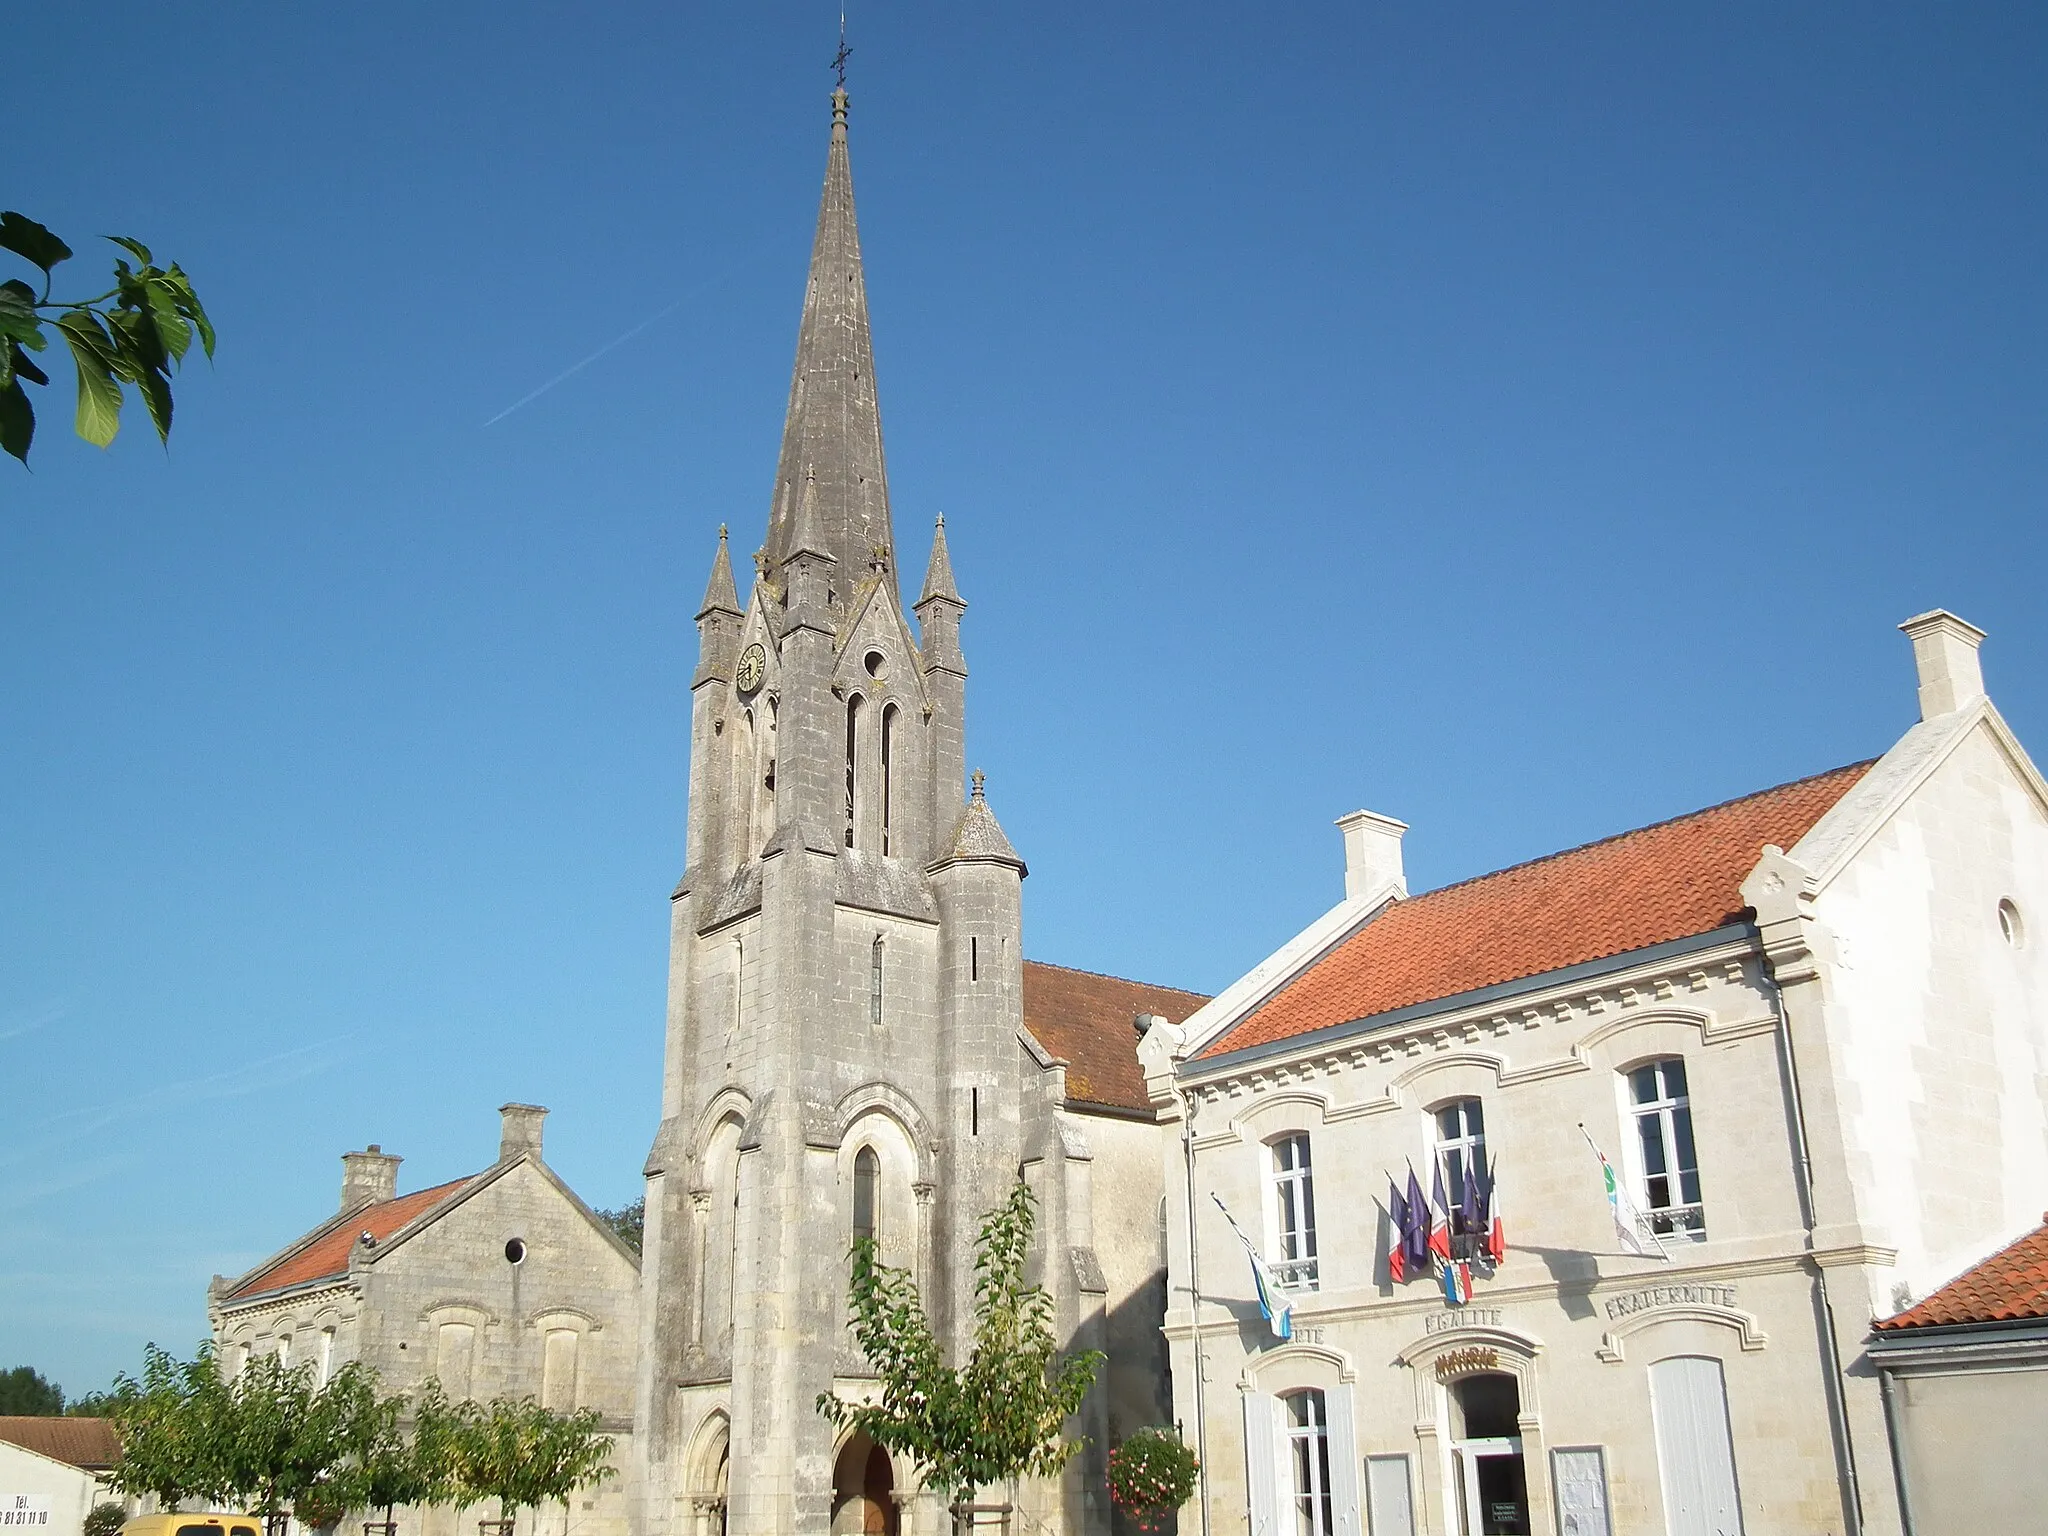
[0,1365,65,1415]
[356,1378,461,1533]
[594,1199,644,1255]
[105,1345,233,1508]
[83,1503,126,1536]
[817,1179,1105,1533]
[217,1354,393,1536]
[0,211,213,466]
[443,1397,615,1536]
[106,1344,402,1533]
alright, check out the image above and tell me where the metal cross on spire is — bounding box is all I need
[832,9,852,90]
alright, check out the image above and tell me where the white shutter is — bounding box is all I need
[1323,1384,1363,1536]
[1650,1357,1744,1536]
[1243,1392,1280,1536]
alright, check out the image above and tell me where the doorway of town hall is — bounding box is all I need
[1448,1373,1530,1536]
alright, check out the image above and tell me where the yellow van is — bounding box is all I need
[120,1515,261,1536]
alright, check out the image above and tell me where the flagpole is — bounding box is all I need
[1579,1122,1671,1262]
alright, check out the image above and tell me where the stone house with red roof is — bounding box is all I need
[1140,611,2047,1536]
[1868,1214,2048,1535]
[208,1106,641,1536]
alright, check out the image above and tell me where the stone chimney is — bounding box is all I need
[1900,610,1987,720]
[1336,809,1408,901]
[340,1144,401,1214]
[499,1103,548,1163]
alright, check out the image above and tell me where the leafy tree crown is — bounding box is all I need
[817,1178,1104,1514]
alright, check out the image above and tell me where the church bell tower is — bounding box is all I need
[635,86,1033,1536]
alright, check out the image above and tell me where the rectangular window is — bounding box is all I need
[435,1321,475,1401]
[1270,1133,1319,1289]
[541,1328,578,1412]
[1631,1059,1705,1238]
[1283,1389,1334,1536]
[1433,1098,1488,1254]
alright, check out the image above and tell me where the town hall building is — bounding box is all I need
[1140,610,2048,1536]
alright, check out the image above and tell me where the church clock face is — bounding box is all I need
[734,642,767,695]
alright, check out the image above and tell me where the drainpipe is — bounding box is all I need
[1876,1367,1918,1536]
[1180,1085,1213,1536]
[1764,970,1866,1536]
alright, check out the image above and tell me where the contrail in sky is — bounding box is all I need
[482,255,758,428]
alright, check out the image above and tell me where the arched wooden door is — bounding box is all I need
[830,1431,898,1536]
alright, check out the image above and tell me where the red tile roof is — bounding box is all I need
[1201,762,1873,1060]
[1023,960,1210,1113]
[227,1178,471,1301]
[0,1417,122,1470]
[1876,1219,2048,1330]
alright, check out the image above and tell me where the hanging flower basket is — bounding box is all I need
[1107,1427,1200,1532]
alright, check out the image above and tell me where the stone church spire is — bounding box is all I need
[762,88,893,590]
[697,524,741,618]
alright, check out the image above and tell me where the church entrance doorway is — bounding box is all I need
[1447,1373,1530,1536]
[831,1431,899,1536]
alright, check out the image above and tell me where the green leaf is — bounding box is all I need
[12,343,50,388]
[0,283,40,347]
[0,376,33,464]
[0,212,73,276]
[167,265,215,359]
[107,235,155,266]
[56,313,125,447]
[142,276,193,362]
[110,305,168,378]
[135,359,173,443]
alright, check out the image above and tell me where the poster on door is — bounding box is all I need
[1550,1447,1612,1536]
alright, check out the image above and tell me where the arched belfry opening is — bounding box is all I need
[830,1430,898,1536]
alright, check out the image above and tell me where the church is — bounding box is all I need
[214,84,1206,1536]
[208,75,2048,1536]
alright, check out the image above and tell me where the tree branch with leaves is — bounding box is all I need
[818,1178,1104,1531]
[443,1396,616,1536]
[0,211,213,466]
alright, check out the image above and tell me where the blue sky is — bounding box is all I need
[4,3,2044,1395]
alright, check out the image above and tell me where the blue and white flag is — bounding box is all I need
[1211,1193,1293,1341]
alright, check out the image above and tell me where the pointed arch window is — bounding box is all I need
[869,936,885,1026]
[852,1147,879,1245]
[880,704,898,855]
[844,696,863,848]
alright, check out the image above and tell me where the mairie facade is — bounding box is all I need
[1141,612,2048,1536]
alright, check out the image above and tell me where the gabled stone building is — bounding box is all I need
[210,1107,641,1536]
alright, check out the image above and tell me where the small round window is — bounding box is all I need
[1998,899,2025,949]
[863,650,886,679]
[504,1237,527,1265]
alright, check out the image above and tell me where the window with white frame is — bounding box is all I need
[1433,1098,1487,1250]
[1630,1058,1705,1237]
[1282,1389,1335,1536]
[1269,1133,1319,1289]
